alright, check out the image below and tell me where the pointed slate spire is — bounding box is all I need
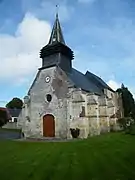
[40,6,74,63]
[48,13,65,45]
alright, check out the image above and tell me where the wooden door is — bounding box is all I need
[43,114,55,137]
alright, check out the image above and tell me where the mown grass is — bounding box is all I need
[0,133,135,180]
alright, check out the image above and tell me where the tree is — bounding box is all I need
[6,98,23,109]
[116,84,135,119]
[0,109,10,127]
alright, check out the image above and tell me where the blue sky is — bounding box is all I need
[0,0,135,106]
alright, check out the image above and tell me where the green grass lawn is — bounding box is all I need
[0,133,135,180]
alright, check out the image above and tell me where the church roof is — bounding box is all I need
[67,68,104,95]
[48,13,65,45]
[66,68,114,94]
[85,71,114,92]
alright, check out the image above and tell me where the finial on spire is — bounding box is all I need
[47,4,65,45]
[56,4,59,18]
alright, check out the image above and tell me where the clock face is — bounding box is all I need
[45,76,50,83]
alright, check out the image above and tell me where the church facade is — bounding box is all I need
[17,14,123,139]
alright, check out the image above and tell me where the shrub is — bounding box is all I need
[117,117,135,135]
[117,117,134,130]
[70,128,80,138]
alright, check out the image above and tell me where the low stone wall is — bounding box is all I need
[2,122,18,129]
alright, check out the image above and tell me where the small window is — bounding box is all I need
[46,94,52,102]
[14,118,17,122]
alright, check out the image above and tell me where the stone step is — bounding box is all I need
[16,136,80,142]
[25,136,68,142]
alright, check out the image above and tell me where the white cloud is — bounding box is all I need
[107,80,121,91]
[0,13,51,84]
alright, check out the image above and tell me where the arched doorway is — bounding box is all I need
[43,114,55,137]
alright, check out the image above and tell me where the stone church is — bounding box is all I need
[17,14,123,139]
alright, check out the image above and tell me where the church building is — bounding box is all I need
[17,14,123,139]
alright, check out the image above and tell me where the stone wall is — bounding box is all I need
[67,89,121,138]
[87,94,100,136]
[18,66,69,138]
[68,89,89,138]
[17,66,123,139]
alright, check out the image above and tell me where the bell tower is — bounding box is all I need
[39,13,74,73]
